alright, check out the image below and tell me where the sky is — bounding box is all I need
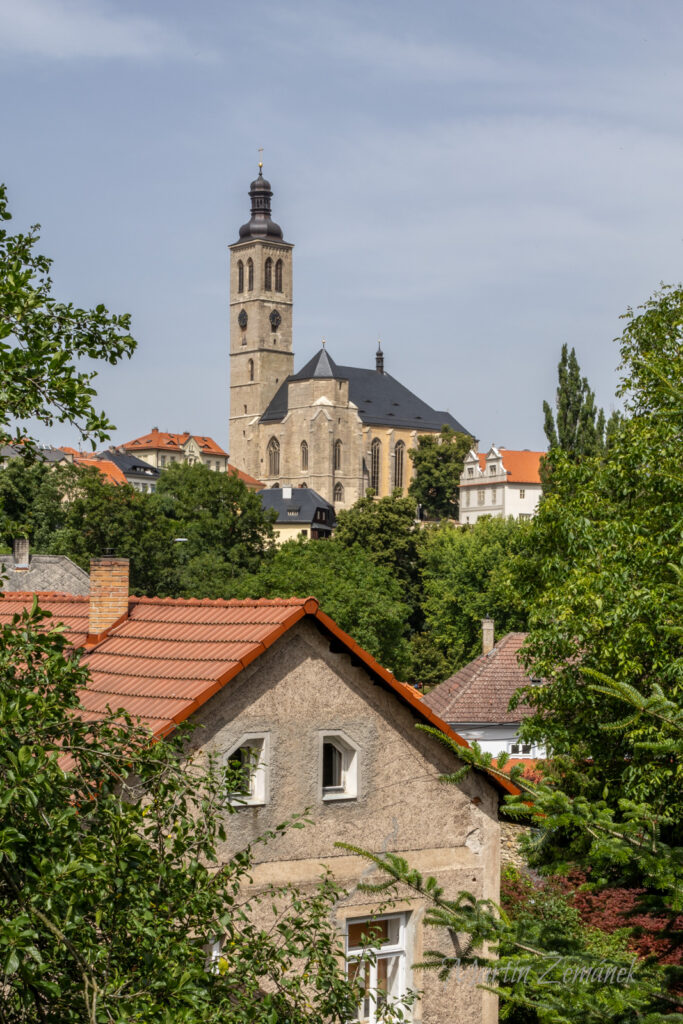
[1,0,683,454]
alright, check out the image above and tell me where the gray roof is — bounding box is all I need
[0,445,71,464]
[0,555,90,595]
[101,451,160,478]
[260,348,469,433]
[259,487,335,528]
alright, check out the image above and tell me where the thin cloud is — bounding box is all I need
[0,0,205,60]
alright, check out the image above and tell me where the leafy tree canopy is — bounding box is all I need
[231,538,412,678]
[407,426,473,520]
[0,184,135,454]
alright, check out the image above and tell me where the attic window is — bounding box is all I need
[226,734,269,805]
[321,732,358,800]
[287,508,300,517]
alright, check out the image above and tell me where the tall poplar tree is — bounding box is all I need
[542,344,610,457]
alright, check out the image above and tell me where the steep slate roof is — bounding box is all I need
[100,451,161,478]
[0,592,518,797]
[123,431,228,457]
[261,347,469,433]
[259,487,335,527]
[423,633,536,724]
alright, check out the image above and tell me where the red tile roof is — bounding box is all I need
[75,457,128,485]
[498,449,543,485]
[423,633,536,724]
[0,593,518,797]
[122,430,228,457]
[228,464,264,490]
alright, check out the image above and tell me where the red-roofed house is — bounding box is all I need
[423,620,545,759]
[122,428,230,473]
[0,559,515,1024]
[460,445,544,524]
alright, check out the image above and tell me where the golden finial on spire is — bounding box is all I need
[257,146,264,171]
[321,338,326,348]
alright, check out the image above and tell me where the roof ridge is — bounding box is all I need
[128,596,316,608]
[0,591,89,603]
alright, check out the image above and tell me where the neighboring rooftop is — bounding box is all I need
[261,346,470,433]
[122,430,228,457]
[464,447,544,485]
[259,486,335,528]
[1,541,89,596]
[423,632,537,724]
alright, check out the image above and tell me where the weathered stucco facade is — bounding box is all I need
[190,619,502,1024]
[228,169,470,510]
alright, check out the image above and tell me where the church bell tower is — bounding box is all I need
[228,165,294,473]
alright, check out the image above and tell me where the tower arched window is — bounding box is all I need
[334,439,342,471]
[267,437,280,477]
[334,482,344,503]
[264,258,272,291]
[237,260,244,293]
[300,440,308,471]
[394,440,405,490]
[247,258,254,291]
[247,358,254,382]
[370,438,381,493]
[275,259,283,292]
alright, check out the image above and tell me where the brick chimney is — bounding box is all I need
[482,618,495,655]
[88,558,130,640]
[13,537,30,569]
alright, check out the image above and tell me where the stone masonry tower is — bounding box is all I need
[229,165,294,471]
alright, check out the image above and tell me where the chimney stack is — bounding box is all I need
[13,537,30,569]
[482,618,494,655]
[88,557,130,640]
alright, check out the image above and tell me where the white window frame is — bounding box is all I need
[519,488,526,499]
[225,732,269,806]
[346,912,409,1023]
[508,740,536,758]
[320,730,359,801]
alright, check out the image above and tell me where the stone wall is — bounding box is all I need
[500,820,534,871]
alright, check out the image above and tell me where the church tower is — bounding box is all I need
[228,165,294,473]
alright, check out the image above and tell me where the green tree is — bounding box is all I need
[413,517,531,686]
[407,426,473,520]
[516,286,683,819]
[232,538,412,678]
[0,184,135,453]
[542,344,608,458]
[152,462,276,594]
[50,463,179,595]
[0,601,392,1024]
[0,457,64,549]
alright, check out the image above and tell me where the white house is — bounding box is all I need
[423,621,546,760]
[459,446,544,525]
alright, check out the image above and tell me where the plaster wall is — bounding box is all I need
[189,619,501,1023]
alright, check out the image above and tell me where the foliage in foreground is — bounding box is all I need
[0,602,382,1024]
[341,671,683,1022]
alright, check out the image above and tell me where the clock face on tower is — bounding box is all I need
[238,309,248,329]
[269,309,281,331]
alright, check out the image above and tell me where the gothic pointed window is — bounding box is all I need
[247,358,254,382]
[267,437,280,477]
[334,439,342,471]
[237,260,244,293]
[300,440,308,471]
[275,259,283,292]
[247,258,254,291]
[264,257,272,291]
[334,482,344,503]
[370,438,381,493]
[394,440,405,490]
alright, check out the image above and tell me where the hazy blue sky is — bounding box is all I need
[2,0,682,453]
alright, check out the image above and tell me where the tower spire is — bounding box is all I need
[238,159,284,241]
[376,338,384,374]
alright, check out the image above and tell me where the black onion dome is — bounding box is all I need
[238,166,284,241]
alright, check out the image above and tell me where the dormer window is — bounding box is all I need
[489,465,496,474]
[321,731,358,800]
[467,467,474,476]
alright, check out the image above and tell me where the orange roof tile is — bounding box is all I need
[75,457,128,485]
[122,430,228,457]
[498,449,543,485]
[228,464,264,489]
[0,593,518,797]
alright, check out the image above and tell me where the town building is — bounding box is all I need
[259,485,335,543]
[99,450,161,492]
[121,429,230,473]
[459,446,543,524]
[423,621,545,759]
[1,560,517,1023]
[228,166,470,509]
